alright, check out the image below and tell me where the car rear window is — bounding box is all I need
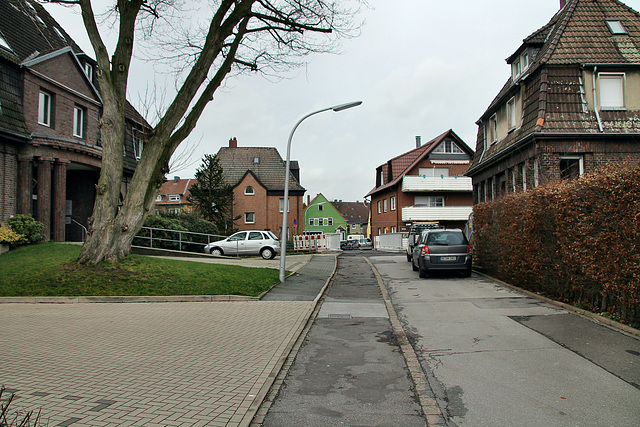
[427,232,466,245]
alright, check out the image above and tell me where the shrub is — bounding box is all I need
[473,163,640,326]
[0,223,27,246]
[7,214,44,244]
[133,215,191,250]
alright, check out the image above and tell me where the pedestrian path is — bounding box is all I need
[0,254,337,427]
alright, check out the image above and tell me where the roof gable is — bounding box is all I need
[216,146,305,192]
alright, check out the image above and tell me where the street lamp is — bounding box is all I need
[303,201,326,235]
[279,101,362,283]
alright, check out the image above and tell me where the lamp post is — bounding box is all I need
[303,201,326,235]
[279,101,362,283]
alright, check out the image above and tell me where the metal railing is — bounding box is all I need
[71,219,88,242]
[133,227,225,253]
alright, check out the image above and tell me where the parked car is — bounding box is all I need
[406,222,441,261]
[411,229,472,278]
[204,230,280,259]
[355,238,373,250]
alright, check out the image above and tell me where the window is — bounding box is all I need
[253,157,260,164]
[507,97,516,130]
[390,196,396,211]
[414,196,444,207]
[38,91,52,126]
[560,156,583,180]
[279,198,289,212]
[606,20,627,35]
[84,63,93,81]
[314,218,319,226]
[248,231,263,240]
[391,226,396,233]
[383,199,387,212]
[244,212,255,224]
[308,218,314,226]
[511,60,521,80]
[377,200,381,214]
[132,129,143,160]
[323,218,328,226]
[489,114,497,144]
[521,163,527,192]
[318,204,324,211]
[599,73,624,110]
[328,218,333,226]
[419,167,449,177]
[244,186,255,195]
[73,106,85,138]
[169,194,180,202]
[156,194,163,202]
[433,140,464,154]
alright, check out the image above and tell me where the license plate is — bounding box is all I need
[440,256,456,261]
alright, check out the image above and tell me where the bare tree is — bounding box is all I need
[44,0,362,264]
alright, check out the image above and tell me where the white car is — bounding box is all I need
[204,230,280,259]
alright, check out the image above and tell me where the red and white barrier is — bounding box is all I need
[293,234,327,251]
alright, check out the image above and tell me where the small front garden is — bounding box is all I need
[0,242,280,297]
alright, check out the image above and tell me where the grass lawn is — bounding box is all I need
[0,242,281,297]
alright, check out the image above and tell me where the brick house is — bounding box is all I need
[466,0,640,202]
[366,130,474,237]
[0,0,150,241]
[332,200,370,237]
[215,138,306,237]
[154,177,196,215]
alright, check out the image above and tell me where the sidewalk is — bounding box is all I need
[0,253,337,427]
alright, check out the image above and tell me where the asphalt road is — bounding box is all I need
[373,253,640,426]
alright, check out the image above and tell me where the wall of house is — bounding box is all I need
[0,142,18,223]
[371,187,401,236]
[234,174,268,231]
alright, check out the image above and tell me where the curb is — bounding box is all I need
[0,295,259,304]
[364,257,446,426]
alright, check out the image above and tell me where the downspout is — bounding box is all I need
[592,66,604,132]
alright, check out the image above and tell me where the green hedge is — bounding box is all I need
[474,164,640,326]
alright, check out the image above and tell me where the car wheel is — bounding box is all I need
[412,259,418,271]
[407,253,412,262]
[418,265,428,279]
[210,248,223,256]
[261,247,275,260]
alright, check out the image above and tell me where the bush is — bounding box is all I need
[473,164,640,326]
[7,214,44,244]
[0,223,27,246]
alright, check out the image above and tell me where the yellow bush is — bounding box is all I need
[0,223,27,246]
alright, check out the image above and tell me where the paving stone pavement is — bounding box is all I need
[0,254,337,427]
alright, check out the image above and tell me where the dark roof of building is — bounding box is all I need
[216,147,305,192]
[366,129,471,197]
[470,0,640,174]
[333,201,369,224]
[0,0,83,64]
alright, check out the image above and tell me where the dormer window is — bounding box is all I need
[169,194,181,202]
[84,63,93,81]
[433,139,464,154]
[253,157,260,164]
[606,20,627,35]
[511,50,531,81]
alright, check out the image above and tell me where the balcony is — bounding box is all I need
[402,206,473,222]
[402,175,472,192]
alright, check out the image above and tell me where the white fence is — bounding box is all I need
[374,232,406,252]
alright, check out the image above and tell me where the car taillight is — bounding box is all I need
[421,245,430,256]
[466,245,472,255]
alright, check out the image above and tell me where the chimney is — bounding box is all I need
[416,136,421,148]
[173,176,180,183]
[229,137,237,148]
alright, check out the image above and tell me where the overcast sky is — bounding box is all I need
[44,0,640,204]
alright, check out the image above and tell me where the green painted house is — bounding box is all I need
[303,194,348,237]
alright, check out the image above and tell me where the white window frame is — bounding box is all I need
[522,163,527,192]
[168,194,180,202]
[606,20,627,35]
[383,199,387,213]
[84,63,93,81]
[433,140,464,154]
[279,198,290,213]
[308,217,314,226]
[244,186,255,196]
[73,106,85,138]
[507,97,516,131]
[377,200,381,214]
[244,212,255,224]
[390,196,396,211]
[38,91,52,126]
[559,156,584,180]
[156,194,163,202]
[598,73,625,110]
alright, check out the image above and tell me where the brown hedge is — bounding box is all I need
[473,164,640,326]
